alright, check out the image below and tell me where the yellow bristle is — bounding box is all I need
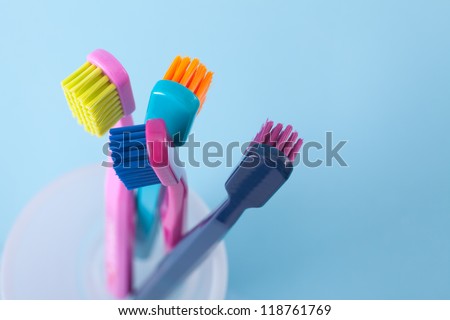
[61,62,124,136]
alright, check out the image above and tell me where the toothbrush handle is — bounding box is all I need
[160,176,188,252]
[144,119,189,252]
[105,114,135,298]
[105,168,134,298]
[134,198,246,300]
[117,115,134,127]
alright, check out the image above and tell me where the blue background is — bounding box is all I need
[1,0,449,299]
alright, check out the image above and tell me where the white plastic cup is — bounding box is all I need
[0,165,228,299]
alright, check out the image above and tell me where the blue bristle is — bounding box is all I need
[109,124,160,190]
[110,124,145,134]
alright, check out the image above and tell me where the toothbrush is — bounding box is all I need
[109,118,188,251]
[104,117,134,298]
[146,119,188,251]
[61,49,135,298]
[134,120,303,300]
[146,55,213,146]
[134,56,213,256]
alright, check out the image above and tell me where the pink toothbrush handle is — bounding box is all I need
[160,175,188,252]
[116,115,134,127]
[105,115,135,298]
[145,119,188,252]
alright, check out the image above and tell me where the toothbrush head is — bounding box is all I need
[225,120,303,208]
[252,120,303,162]
[163,56,213,111]
[62,49,135,137]
[146,56,213,146]
[109,124,160,190]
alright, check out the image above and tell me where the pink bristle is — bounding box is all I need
[261,120,274,144]
[288,138,303,161]
[268,123,283,146]
[253,123,265,143]
[276,125,293,150]
[282,131,299,156]
[251,120,303,162]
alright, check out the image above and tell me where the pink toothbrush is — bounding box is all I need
[146,119,188,251]
[62,49,136,298]
[105,116,135,299]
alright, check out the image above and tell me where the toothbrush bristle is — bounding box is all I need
[196,71,213,109]
[163,56,181,81]
[180,58,199,86]
[253,120,303,161]
[172,57,191,83]
[109,125,160,190]
[188,64,206,93]
[62,62,124,137]
[276,125,293,150]
[164,56,213,112]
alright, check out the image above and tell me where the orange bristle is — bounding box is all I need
[172,57,191,83]
[196,71,213,111]
[180,58,199,86]
[187,64,206,93]
[163,56,181,80]
[196,71,213,99]
[164,56,213,113]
